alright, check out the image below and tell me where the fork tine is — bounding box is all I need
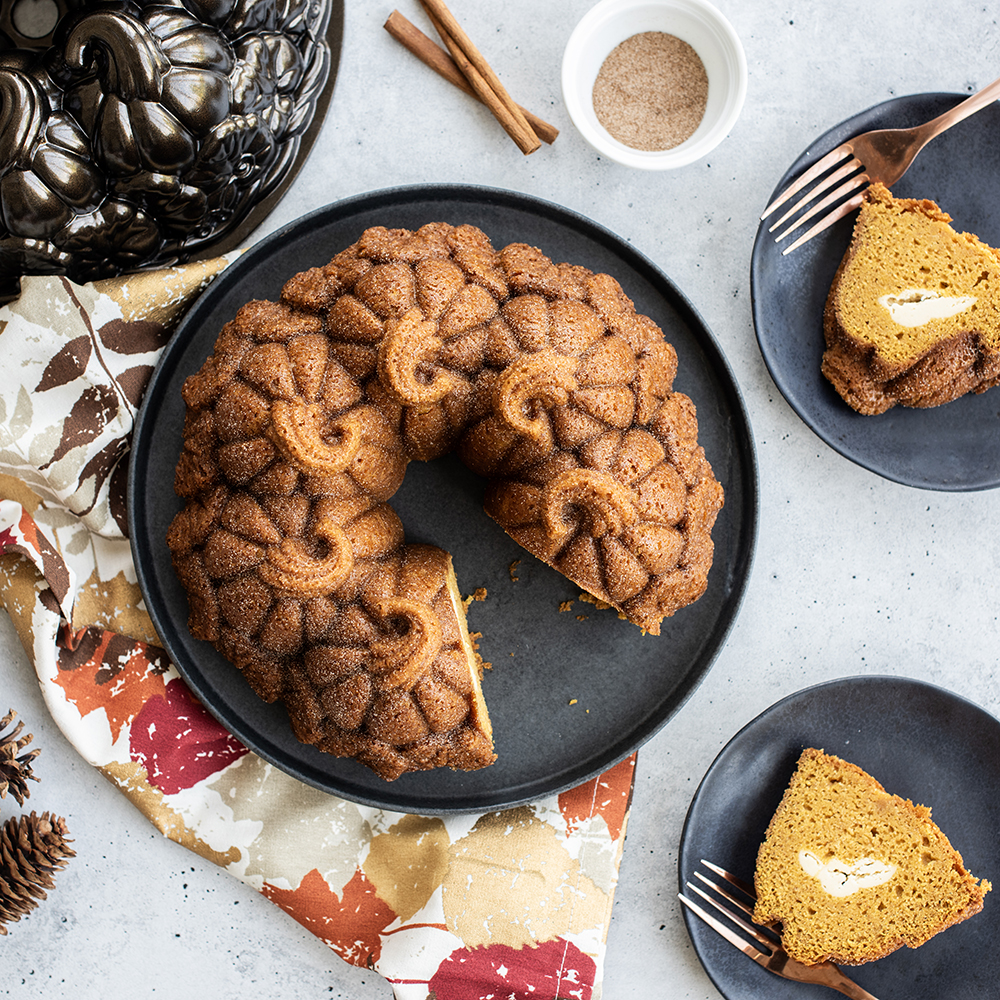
[700,859,755,898]
[773,173,868,244]
[759,141,855,221]
[692,871,755,919]
[767,157,863,233]
[685,880,777,950]
[679,892,768,962]
[780,188,867,255]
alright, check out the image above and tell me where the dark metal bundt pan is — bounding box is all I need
[0,0,343,303]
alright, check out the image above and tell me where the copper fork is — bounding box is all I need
[679,860,881,1000]
[761,72,1000,255]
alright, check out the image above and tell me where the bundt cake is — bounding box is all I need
[822,182,1000,414]
[753,748,990,966]
[168,222,724,780]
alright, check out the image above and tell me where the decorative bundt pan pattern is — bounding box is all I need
[167,221,724,780]
[0,0,340,303]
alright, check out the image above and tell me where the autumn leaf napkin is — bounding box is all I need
[0,263,635,999]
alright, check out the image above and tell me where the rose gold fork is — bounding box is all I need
[760,72,1000,255]
[679,860,881,1000]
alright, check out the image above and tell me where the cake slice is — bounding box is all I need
[822,182,1000,414]
[753,748,990,966]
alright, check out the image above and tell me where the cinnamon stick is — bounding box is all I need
[417,0,541,155]
[384,10,558,144]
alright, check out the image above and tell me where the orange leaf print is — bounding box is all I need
[262,868,396,967]
[53,627,169,741]
[558,754,636,840]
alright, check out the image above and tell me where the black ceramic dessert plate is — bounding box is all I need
[129,184,758,814]
[751,93,1000,491]
[679,676,1000,1000]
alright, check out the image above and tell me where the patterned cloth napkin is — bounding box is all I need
[0,262,635,999]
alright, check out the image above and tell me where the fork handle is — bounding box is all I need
[823,965,882,1000]
[914,72,1000,144]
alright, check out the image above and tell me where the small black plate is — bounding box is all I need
[129,184,758,814]
[679,676,1000,999]
[751,94,1000,491]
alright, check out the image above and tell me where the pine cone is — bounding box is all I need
[0,812,75,935]
[0,710,40,806]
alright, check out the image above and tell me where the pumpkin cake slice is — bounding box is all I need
[822,182,1000,414]
[753,748,990,966]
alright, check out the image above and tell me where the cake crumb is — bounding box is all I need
[559,600,574,613]
[576,614,588,621]
[509,559,520,582]
[569,698,578,705]
[463,587,488,609]
[579,592,628,620]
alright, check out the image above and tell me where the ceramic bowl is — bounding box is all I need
[562,0,747,169]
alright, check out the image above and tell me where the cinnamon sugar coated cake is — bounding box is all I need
[822,182,1000,414]
[167,222,723,780]
[753,748,990,966]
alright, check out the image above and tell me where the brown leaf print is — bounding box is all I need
[41,384,120,469]
[116,365,154,408]
[108,452,129,536]
[76,437,128,517]
[98,318,170,355]
[35,336,92,392]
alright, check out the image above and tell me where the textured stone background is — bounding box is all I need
[3,0,999,997]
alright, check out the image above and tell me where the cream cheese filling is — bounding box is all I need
[878,288,976,327]
[798,850,896,897]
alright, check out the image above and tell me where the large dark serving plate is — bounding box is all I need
[129,185,758,814]
[679,676,1000,1000]
[751,93,1000,491]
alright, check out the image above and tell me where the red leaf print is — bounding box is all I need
[558,754,635,841]
[130,678,248,794]
[262,868,396,966]
[429,938,596,1000]
[35,335,92,391]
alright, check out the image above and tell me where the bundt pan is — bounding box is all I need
[0,0,343,304]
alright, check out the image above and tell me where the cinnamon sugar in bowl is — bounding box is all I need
[562,0,746,170]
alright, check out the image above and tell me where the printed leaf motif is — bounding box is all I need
[97,318,170,355]
[442,807,607,950]
[558,753,635,841]
[116,365,154,408]
[129,678,248,795]
[53,627,169,741]
[364,814,450,923]
[108,452,130,536]
[75,437,128,517]
[42,384,120,469]
[15,507,70,605]
[429,938,596,1000]
[262,867,396,966]
[35,336,92,392]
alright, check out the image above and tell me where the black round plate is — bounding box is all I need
[751,93,1000,491]
[679,676,1000,999]
[129,184,758,814]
